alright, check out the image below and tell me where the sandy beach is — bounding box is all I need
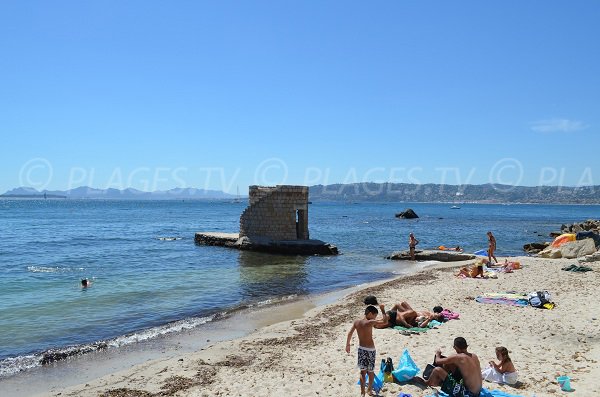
[29,256,599,397]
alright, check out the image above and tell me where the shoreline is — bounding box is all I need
[2,262,430,397]
[24,255,600,397]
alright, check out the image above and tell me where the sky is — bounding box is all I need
[1,1,599,194]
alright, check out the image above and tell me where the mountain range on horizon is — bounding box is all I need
[1,186,238,200]
[2,182,600,203]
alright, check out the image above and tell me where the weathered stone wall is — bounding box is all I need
[240,185,309,241]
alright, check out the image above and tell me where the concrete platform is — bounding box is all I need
[195,232,338,256]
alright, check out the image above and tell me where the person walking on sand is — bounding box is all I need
[409,232,419,261]
[415,337,482,397]
[346,304,388,397]
[487,232,498,264]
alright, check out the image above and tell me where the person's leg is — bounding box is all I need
[426,366,448,387]
[367,371,374,395]
[359,370,366,396]
[391,302,412,311]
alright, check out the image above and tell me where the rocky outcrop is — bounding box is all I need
[538,238,597,259]
[550,219,600,237]
[395,208,419,219]
[387,250,475,262]
[523,242,550,254]
[579,251,600,263]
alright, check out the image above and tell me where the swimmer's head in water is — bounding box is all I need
[81,279,89,287]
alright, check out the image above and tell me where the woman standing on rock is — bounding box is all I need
[409,232,419,260]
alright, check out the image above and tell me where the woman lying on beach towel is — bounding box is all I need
[456,258,486,278]
[481,346,518,385]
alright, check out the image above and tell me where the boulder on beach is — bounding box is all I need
[395,208,419,219]
[538,238,597,259]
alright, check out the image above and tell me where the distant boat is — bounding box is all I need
[450,205,460,209]
[232,186,242,203]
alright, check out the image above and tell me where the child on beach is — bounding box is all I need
[481,346,518,385]
[346,304,388,396]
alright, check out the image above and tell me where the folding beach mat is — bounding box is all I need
[475,293,529,307]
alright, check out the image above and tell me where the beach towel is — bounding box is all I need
[482,365,519,385]
[441,309,460,320]
[562,264,593,272]
[391,349,420,382]
[426,387,528,397]
[393,319,443,333]
[475,293,529,307]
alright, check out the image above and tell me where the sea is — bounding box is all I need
[0,199,597,379]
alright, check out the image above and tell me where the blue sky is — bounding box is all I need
[1,1,598,194]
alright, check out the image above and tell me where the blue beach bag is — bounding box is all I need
[392,349,420,381]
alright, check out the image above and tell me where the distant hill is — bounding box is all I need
[308,183,600,204]
[1,187,238,200]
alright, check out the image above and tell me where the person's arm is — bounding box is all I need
[490,360,500,371]
[418,314,434,328]
[432,350,459,367]
[345,322,356,353]
[374,304,388,327]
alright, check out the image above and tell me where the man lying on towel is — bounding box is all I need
[416,337,482,397]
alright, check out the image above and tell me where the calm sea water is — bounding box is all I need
[0,199,597,377]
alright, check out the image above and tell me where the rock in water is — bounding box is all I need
[395,208,419,219]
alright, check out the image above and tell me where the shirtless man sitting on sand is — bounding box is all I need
[375,301,444,329]
[416,337,482,397]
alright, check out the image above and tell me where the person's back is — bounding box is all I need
[451,351,482,394]
[417,337,482,397]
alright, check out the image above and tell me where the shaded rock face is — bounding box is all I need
[395,208,419,219]
[523,242,550,254]
[387,250,475,262]
[538,238,597,259]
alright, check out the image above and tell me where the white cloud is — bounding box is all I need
[530,119,588,133]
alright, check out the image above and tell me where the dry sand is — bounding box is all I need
[34,256,599,397]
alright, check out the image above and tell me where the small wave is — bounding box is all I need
[108,315,215,347]
[0,354,40,378]
[156,237,184,241]
[26,266,84,273]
